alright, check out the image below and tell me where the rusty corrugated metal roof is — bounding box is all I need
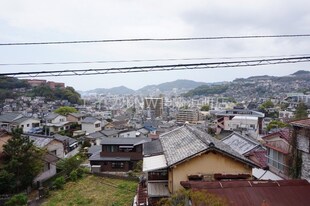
[181,180,310,206]
[290,118,310,128]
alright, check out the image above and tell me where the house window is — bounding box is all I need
[107,146,118,152]
[44,162,51,171]
[21,125,24,128]
[95,123,101,128]
[111,162,124,169]
[51,150,57,156]
[27,124,30,127]
[267,148,286,171]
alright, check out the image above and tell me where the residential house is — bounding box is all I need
[89,137,150,173]
[26,135,64,183]
[34,153,59,184]
[262,129,291,179]
[44,113,70,134]
[0,113,40,133]
[290,119,310,182]
[215,109,265,135]
[141,125,257,205]
[180,179,310,206]
[54,134,79,158]
[81,117,102,134]
[66,112,86,125]
[28,134,64,159]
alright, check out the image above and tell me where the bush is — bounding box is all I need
[53,176,66,190]
[69,170,78,182]
[5,193,28,206]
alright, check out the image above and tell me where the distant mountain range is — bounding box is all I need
[80,79,212,95]
[79,70,310,96]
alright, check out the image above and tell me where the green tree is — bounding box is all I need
[54,106,77,116]
[3,128,44,193]
[267,120,288,131]
[201,104,210,111]
[56,155,84,175]
[294,102,308,120]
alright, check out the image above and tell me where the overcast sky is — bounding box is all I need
[0,0,310,91]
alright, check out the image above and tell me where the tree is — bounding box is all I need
[267,120,288,131]
[56,154,84,175]
[201,104,210,111]
[2,129,44,193]
[294,102,308,120]
[54,106,77,116]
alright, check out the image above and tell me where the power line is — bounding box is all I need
[1,56,310,78]
[1,34,310,46]
[1,54,309,67]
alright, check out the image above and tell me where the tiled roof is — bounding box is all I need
[290,118,310,128]
[100,137,151,145]
[88,131,105,139]
[68,112,86,118]
[160,126,206,166]
[0,113,23,122]
[29,136,54,148]
[45,113,60,120]
[143,139,163,156]
[159,125,257,167]
[54,134,77,146]
[262,128,291,142]
[81,117,100,124]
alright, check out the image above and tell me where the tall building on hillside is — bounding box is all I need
[144,98,163,118]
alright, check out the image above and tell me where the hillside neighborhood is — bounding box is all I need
[0,72,310,206]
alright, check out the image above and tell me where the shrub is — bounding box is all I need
[5,193,28,206]
[69,170,78,182]
[53,176,65,190]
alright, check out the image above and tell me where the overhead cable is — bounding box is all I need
[1,34,310,46]
[1,56,309,78]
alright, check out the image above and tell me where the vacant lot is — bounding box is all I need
[42,175,137,206]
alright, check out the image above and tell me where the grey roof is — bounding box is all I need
[160,126,206,166]
[100,137,151,146]
[89,153,130,161]
[13,117,39,124]
[87,145,101,155]
[88,131,105,139]
[0,113,23,122]
[68,112,86,118]
[143,139,163,156]
[221,132,260,155]
[29,136,54,148]
[159,125,257,167]
[45,113,60,120]
[101,129,122,137]
[215,109,265,117]
[54,134,77,146]
[81,117,100,124]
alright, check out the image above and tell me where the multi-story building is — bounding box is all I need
[144,98,163,118]
[215,109,265,135]
[176,109,200,124]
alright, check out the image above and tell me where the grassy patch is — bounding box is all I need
[42,175,137,206]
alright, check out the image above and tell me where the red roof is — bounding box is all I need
[262,128,291,142]
[290,118,310,128]
[181,180,310,206]
[246,150,267,168]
